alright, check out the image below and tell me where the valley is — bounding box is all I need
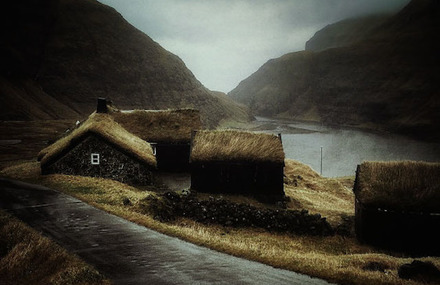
[229,0,440,141]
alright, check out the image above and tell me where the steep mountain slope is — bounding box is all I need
[0,0,251,127]
[305,14,389,52]
[230,0,440,140]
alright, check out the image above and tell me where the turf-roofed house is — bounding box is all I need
[109,104,202,172]
[190,130,285,201]
[38,112,157,185]
[353,161,440,255]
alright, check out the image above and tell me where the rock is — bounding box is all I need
[335,215,355,237]
[181,189,192,196]
[122,197,132,206]
[398,260,440,283]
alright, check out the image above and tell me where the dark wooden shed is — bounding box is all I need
[110,109,201,172]
[353,161,440,255]
[39,113,157,185]
[190,130,285,202]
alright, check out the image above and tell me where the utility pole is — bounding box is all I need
[320,146,323,176]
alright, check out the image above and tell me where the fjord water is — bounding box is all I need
[256,117,440,177]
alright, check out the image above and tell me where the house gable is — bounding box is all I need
[39,112,156,169]
[42,134,153,185]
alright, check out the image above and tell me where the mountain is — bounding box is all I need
[0,0,251,127]
[229,0,440,140]
[305,14,389,52]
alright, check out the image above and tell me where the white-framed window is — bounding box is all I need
[91,153,100,165]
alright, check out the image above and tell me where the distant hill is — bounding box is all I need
[0,0,251,127]
[305,14,389,52]
[229,0,440,140]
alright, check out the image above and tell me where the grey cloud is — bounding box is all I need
[98,0,410,92]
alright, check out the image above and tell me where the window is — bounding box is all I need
[91,153,100,165]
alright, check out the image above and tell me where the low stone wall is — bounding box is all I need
[144,191,334,236]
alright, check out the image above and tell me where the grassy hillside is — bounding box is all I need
[305,14,389,52]
[230,0,440,140]
[0,0,251,127]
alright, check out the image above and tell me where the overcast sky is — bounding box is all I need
[98,0,410,93]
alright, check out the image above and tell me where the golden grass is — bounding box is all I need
[38,112,156,168]
[0,120,74,169]
[2,160,439,285]
[0,210,110,285]
[191,130,285,163]
[111,109,202,143]
[284,159,354,225]
[356,161,440,211]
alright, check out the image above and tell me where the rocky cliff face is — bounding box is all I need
[0,0,251,127]
[230,0,440,140]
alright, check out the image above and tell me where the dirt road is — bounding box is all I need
[0,178,333,285]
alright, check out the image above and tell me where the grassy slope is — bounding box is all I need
[305,14,390,52]
[1,0,251,127]
[284,159,354,226]
[0,210,110,285]
[0,120,74,169]
[1,160,439,285]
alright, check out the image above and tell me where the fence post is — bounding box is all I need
[320,146,323,176]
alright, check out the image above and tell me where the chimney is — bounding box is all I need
[96,98,108,113]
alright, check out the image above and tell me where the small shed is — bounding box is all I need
[110,108,201,172]
[190,130,285,201]
[38,112,157,185]
[353,161,440,255]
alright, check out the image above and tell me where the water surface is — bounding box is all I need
[254,117,440,177]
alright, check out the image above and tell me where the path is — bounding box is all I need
[0,178,333,285]
[154,172,191,192]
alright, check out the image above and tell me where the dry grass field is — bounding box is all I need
[2,160,439,285]
[0,120,74,169]
[0,210,110,285]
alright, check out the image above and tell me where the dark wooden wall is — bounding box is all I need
[355,199,440,256]
[191,162,284,201]
[354,166,440,255]
[155,143,190,172]
[42,135,153,185]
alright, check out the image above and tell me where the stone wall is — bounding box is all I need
[144,191,333,236]
[191,162,285,201]
[42,134,153,185]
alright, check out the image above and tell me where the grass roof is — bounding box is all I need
[355,161,440,212]
[110,109,201,143]
[190,130,285,164]
[39,113,156,168]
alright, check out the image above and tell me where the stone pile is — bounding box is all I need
[146,191,334,236]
